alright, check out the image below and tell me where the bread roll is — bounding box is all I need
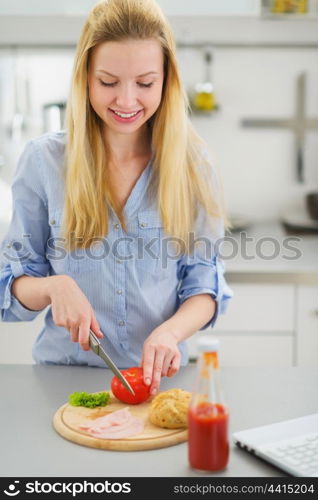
[149,388,191,429]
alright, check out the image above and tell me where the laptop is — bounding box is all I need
[232,413,318,477]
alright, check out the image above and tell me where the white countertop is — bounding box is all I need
[1,364,318,477]
[224,221,318,283]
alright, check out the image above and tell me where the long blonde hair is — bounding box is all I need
[63,0,229,251]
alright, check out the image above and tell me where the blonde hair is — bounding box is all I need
[63,0,230,251]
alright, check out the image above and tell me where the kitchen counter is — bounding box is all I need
[224,221,318,284]
[1,364,317,477]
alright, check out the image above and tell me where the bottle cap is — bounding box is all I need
[197,336,220,352]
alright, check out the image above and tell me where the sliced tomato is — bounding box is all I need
[111,366,151,405]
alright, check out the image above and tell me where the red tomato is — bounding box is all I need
[111,367,151,405]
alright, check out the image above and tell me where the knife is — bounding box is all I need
[89,329,135,395]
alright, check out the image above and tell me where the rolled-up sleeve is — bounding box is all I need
[0,140,50,322]
[176,210,233,329]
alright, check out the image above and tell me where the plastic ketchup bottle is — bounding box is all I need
[188,336,229,472]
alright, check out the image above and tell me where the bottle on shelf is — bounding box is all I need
[188,336,229,472]
[192,50,217,113]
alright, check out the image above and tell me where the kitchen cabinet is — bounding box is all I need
[211,335,293,367]
[187,283,295,367]
[0,279,316,367]
[212,284,294,332]
[1,1,317,46]
[0,308,47,364]
[157,0,261,16]
[186,221,318,368]
[296,285,318,366]
[188,281,318,368]
[0,0,261,17]
[0,0,97,16]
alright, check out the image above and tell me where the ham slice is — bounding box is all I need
[79,407,144,439]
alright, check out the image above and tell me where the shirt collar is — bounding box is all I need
[123,154,154,219]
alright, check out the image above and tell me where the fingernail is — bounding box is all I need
[145,378,151,386]
[151,388,157,395]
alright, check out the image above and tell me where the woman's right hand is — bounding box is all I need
[47,275,103,350]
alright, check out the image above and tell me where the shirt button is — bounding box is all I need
[139,222,148,228]
[118,320,125,326]
[116,259,122,264]
[6,243,12,248]
[114,223,120,229]
[116,289,123,295]
[49,219,56,225]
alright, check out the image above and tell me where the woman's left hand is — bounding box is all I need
[141,326,181,396]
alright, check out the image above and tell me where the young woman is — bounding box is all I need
[0,0,232,395]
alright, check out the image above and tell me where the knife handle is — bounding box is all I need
[89,329,101,353]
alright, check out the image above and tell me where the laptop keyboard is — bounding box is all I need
[260,432,318,476]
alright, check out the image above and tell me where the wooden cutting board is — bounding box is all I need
[53,393,188,451]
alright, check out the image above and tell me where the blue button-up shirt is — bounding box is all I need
[0,131,233,368]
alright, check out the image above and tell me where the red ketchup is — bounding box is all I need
[188,402,229,471]
[188,337,229,472]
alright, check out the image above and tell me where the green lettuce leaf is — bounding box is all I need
[68,391,110,408]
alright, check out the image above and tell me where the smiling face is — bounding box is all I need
[87,38,165,137]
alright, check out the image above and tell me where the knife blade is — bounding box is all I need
[89,329,135,396]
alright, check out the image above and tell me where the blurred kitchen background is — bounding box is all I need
[0,0,318,366]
